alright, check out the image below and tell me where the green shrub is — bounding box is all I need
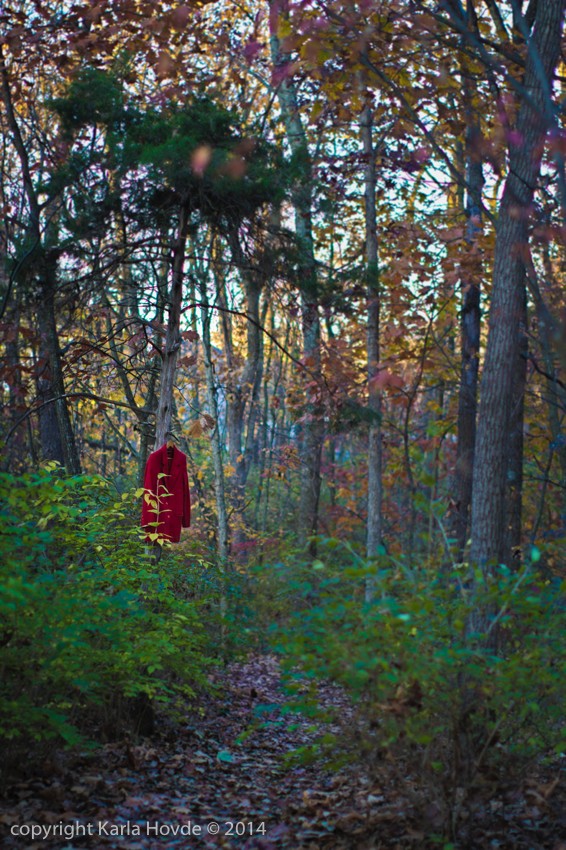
[0,465,211,755]
[262,540,566,835]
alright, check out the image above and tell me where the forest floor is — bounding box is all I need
[1,654,564,850]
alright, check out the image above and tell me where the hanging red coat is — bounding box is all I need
[141,444,191,543]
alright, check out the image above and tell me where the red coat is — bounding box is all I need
[141,444,191,543]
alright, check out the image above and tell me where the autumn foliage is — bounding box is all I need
[0,0,565,845]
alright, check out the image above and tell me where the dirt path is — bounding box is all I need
[0,656,371,849]
[1,654,564,850]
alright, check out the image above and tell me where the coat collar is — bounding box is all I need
[156,443,183,474]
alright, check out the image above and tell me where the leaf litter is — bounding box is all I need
[0,654,564,849]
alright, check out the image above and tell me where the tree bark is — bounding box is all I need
[505,289,528,563]
[154,206,188,449]
[536,247,566,530]
[36,364,65,467]
[2,303,28,471]
[451,46,484,555]
[360,100,383,600]
[470,0,564,567]
[41,254,81,474]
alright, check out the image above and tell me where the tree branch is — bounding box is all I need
[3,393,155,444]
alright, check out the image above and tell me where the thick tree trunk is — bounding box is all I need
[361,101,383,600]
[505,290,528,563]
[470,0,564,567]
[154,207,188,450]
[36,370,65,467]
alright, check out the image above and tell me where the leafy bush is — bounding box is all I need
[261,540,566,834]
[0,465,211,757]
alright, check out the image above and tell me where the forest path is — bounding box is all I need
[2,654,564,850]
[0,654,391,850]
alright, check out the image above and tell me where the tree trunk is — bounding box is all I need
[138,355,159,486]
[269,3,324,549]
[3,305,28,471]
[361,100,383,600]
[154,207,188,449]
[41,255,81,474]
[36,364,65,467]
[535,247,566,533]
[199,274,229,565]
[226,230,266,496]
[451,58,484,555]
[505,290,528,563]
[213,235,262,547]
[470,0,564,567]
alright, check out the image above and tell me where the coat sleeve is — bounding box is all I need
[182,455,191,528]
[141,452,158,530]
